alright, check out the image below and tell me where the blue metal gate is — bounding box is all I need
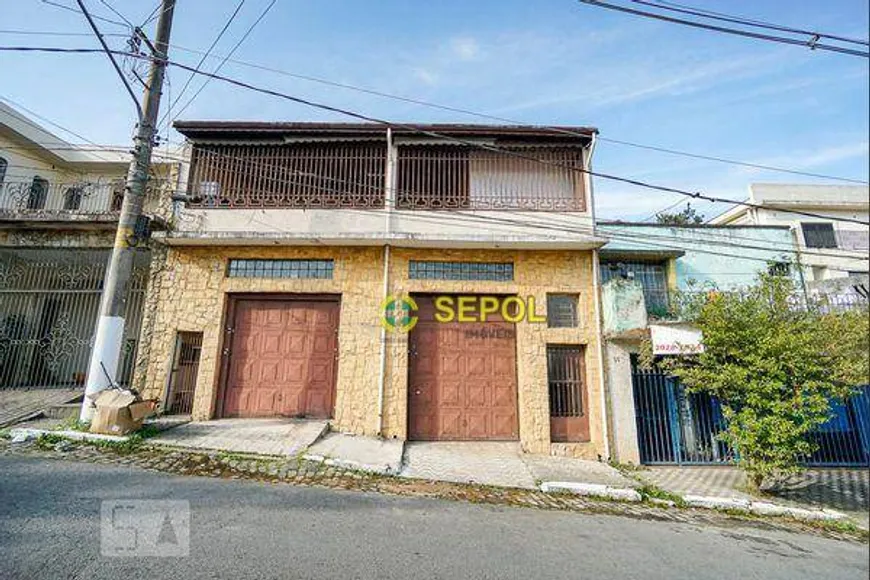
[630,356,870,467]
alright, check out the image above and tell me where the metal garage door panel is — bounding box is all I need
[408,295,519,441]
[222,298,338,418]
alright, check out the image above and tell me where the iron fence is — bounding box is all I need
[630,357,870,467]
[0,248,149,389]
[0,180,124,216]
[186,144,386,208]
[396,146,586,210]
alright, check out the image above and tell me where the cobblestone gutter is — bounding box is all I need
[0,436,866,544]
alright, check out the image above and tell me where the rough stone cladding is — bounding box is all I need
[139,245,384,435]
[0,230,116,247]
[139,245,603,458]
[381,248,603,458]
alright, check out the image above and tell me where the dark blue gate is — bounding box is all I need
[631,356,870,467]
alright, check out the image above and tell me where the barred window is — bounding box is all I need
[408,260,513,281]
[227,259,334,279]
[801,222,837,249]
[547,294,579,328]
[547,345,585,418]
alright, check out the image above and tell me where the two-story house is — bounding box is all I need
[0,101,176,396]
[136,121,610,458]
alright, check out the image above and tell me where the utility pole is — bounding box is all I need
[80,0,176,421]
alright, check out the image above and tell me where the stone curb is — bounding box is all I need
[540,481,643,502]
[8,427,130,444]
[682,494,849,522]
[302,453,396,476]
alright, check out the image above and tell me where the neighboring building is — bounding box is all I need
[596,221,869,467]
[136,121,609,458]
[596,222,796,464]
[710,183,869,282]
[0,102,177,392]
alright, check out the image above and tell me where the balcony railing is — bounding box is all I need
[395,147,586,211]
[0,181,123,217]
[183,143,588,211]
[186,144,386,209]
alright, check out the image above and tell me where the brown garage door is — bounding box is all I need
[408,295,518,440]
[221,297,339,418]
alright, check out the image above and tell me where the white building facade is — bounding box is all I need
[710,183,869,282]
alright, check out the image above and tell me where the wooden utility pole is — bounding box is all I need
[80,0,176,420]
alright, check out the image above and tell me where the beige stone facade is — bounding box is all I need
[138,244,605,458]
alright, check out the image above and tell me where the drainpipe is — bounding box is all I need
[377,244,391,436]
[376,128,396,436]
[791,225,810,307]
[592,248,611,461]
[587,134,611,460]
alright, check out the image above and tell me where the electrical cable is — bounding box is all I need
[576,0,869,58]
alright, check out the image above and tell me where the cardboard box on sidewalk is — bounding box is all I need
[89,390,158,436]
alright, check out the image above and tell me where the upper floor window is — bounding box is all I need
[0,157,7,187]
[547,294,580,328]
[409,260,514,281]
[802,222,837,249]
[396,146,584,211]
[767,261,791,277]
[187,143,386,209]
[27,176,49,210]
[601,261,669,314]
[110,180,125,211]
[63,187,84,210]
[227,259,334,279]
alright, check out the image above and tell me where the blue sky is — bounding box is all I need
[1,0,867,220]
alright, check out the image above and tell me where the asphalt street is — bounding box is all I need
[0,455,867,580]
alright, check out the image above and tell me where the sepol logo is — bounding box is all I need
[381,294,548,333]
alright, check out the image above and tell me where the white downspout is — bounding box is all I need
[586,132,611,460]
[592,250,611,461]
[377,244,390,436]
[377,128,395,436]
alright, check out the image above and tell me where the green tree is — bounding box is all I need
[655,203,705,225]
[652,275,869,489]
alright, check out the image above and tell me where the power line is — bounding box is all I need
[160,57,870,226]
[0,29,128,38]
[159,1,246,128]
[162,42,866,185]
[576,0,869,58]
[39,0,129,29]
[3,34,865,184]
[0,94,125,164]
[2,44,868,226]
[74,0,143,120]
[2,103,850,264]
[635,0,869,47]
[165,141,868,260]
[167,0,277,124]
[141,2,164,27]
[97,0,135,29]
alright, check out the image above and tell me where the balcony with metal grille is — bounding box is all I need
[0,180,124,228]
[171,138,601,249]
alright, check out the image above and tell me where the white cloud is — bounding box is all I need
[412,67,439,86]
[449,37,480,61]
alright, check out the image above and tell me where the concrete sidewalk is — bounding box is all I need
[639,466,869,527]
[150,418,328,457]
[140,418,865,526]
[398,441,637,490]
[0,389,81,428]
